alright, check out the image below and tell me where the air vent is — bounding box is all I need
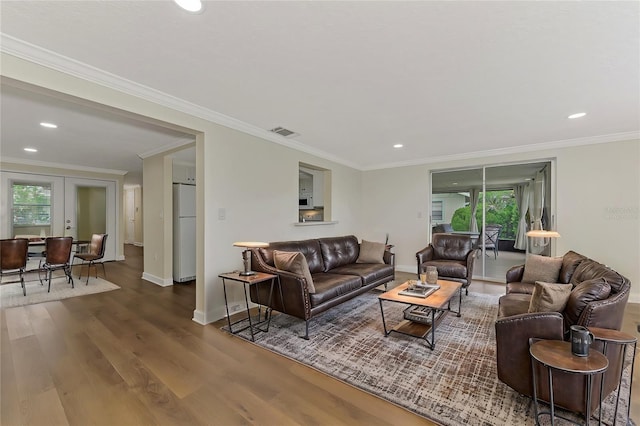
[269,126,299,138]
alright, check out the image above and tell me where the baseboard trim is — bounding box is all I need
[192,307,226,325]
[141,272,173,287]
[395,265,416,274]
[629,295,640,304]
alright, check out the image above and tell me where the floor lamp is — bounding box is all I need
[525,230,560,256]
[233,242,269,276]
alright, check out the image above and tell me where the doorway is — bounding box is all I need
[64,178,117,261]
[431,161,554,281]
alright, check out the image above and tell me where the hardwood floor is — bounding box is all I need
[2,245,638,425]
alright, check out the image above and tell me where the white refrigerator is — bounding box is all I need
[173,183,196,282]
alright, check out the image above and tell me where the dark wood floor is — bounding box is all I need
[1,245,433,425]
[2,245,638,425]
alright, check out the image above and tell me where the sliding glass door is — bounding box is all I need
[431,161,553,281]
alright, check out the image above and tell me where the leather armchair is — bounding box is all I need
[416,234,477,294]
[495,251,631,416]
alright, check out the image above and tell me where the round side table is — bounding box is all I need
[589,327,637,426]
[530,340,608,426]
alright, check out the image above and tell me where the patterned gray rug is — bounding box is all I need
[231,290,633,426]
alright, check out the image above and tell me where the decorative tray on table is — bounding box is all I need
[398,281,440,298]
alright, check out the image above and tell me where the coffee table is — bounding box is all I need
[378,279,462,350]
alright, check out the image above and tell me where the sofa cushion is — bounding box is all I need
[569,259,627,294]
[522,254,563,283]
[564,278,612,326]
[309,274,362,307]
[318,235,359,271]
[422,259,467,279]
[273,250,316,294]
[264,240,325,274]
[558,251,587,284]
[329,263,394,286]
[498,293,532,318]
[356,240,385,264]
[528,281,573,313]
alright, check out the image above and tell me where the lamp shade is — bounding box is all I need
[526,230,561,239]
[233,242,269,248]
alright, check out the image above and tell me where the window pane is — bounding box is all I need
[12,183,52,235]
[432,201,443,221]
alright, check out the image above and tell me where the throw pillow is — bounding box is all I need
[522,254,563,283]
[356,240,386,264]
[527,281,573,313]
[273,250,315,294]
[564,278,611,325]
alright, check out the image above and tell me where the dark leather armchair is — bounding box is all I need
[495,251,631,416]
[416,234,477,295]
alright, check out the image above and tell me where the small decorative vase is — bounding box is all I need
[426,266,438,284]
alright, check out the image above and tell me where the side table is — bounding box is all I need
[589,327,637,426]
[219,271,279,341]
[530,340,609,426]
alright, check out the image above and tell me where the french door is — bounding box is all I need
[64,178,117,261]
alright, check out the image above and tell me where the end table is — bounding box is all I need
[219,271,279,341]
[589,327,637,426]
[530,339,608,426]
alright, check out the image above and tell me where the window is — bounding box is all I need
[12,182,52,237]
[431,201,443,221]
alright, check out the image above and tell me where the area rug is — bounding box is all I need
[1,274,120,308]
[231,291,633,426]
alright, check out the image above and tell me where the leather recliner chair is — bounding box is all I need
[416,234,477,295]
[495,251,631,416]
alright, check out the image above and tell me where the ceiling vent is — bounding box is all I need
[269,126,299,138]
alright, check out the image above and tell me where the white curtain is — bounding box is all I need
[513,183,530,250]
[529,170,546,254]
[469,188,480,233]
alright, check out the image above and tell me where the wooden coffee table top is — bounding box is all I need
[379,279,462,310]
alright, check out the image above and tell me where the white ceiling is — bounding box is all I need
[1,1,638,184]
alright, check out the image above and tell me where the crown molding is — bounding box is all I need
[2,34,637,173]
[137,138,195,159]
[0,33,360,170]
[1,156,128,176]
[365,131,640,171]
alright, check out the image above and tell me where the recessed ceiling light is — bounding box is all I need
[524,178,533,181]
[174,0,202,12]
[393,144,403,149]
[568,112,587,119]
[24,147,38,153]
[452,182,458,185]
[40,122,58,128]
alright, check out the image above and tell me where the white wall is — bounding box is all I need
[362,139,640,303]
[0,53,365,323]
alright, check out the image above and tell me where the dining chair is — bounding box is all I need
[1,238,30,296]
[39,236,74,292]
[482,224,502,259]
[72,234,108,285]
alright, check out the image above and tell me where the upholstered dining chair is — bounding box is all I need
[39,236,74,292]
[72,234,108,285]
[1,238,30,296]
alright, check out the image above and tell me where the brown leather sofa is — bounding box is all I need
[495,251,631,416]
[250,235,395,338]
[416,234,477,295]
